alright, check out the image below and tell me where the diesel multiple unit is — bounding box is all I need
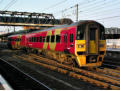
[8,20,106,67]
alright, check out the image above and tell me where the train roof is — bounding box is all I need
[8,34,22,38]
[8,20,104,37]
[30,20,104,34]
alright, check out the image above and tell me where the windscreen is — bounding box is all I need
[100,25,105,40]
[76,24,86,40]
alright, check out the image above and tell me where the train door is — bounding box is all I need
[68,29,75,54]
[88,25,99,54]
[16,36,21,49]
[63,32,68,52]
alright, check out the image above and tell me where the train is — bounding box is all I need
[7,20,106,67]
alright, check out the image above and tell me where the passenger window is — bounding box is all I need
[56,35,60,43]
[36,37,38,42]
[43,37,45,42]
[46,36,50,42]
[37,37,39,42]
[70,34,73,42]
[30,37,32,42]
[32,37,34,42]
[34,37,36,42]
[29,38,31,42]
[51,35,55,42]
[39,36,42,42]
[27,38,29,42]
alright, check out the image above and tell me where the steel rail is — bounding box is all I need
[13,54,120,90]
[94,68,120,78]
[8,56,81,90]
[0,58,52,90]
[28,54,120,86]
[102,63,120,68]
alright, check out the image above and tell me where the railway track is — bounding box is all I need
[12,53,120,90]
[104,50,120,68]
[103,56,120,70]
[102,63,120,69]
[0,58,51,90]
[103,60,119,66]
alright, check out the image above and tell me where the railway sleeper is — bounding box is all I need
[96,68,120,78]
[85,68,120,81]
[104,68,120,74]
[14,54,120,87]
[22,54,120,86]
[57,68,68,74]
[69,67,120,86]
[69,72,119,90]
[14,55,120,90]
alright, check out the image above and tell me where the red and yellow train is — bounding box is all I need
[8,20,106,67]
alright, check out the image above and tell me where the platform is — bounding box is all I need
[0,75,12,90]
[106,48,120,52]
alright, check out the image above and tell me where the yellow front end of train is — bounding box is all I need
[75,21,106,67]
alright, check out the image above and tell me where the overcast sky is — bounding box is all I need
[0,0,120,34]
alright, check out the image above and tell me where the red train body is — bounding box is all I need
[8,20,106,67]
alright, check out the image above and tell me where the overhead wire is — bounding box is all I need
[77,0,119,22]
[78,0,119,13]
[54,0,102,19]
[79,7,120,18]
[3,0,17,10]
[62,0,118,15]
[95,15,120,20]
[53,0,101,15]
[78,0,110,10]
[56,0,119,22]
[54,0,118,17]
[1,0,18,34]
[41,0,68,12]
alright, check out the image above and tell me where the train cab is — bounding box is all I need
[75,21,106,67]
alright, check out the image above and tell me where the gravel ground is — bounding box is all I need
[0,49,105,90]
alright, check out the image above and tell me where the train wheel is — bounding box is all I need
[58,54,66,63]
[64,57,75,67]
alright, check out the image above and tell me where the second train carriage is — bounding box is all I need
[8,20,106,67]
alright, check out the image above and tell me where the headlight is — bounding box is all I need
[78,44,84,48]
